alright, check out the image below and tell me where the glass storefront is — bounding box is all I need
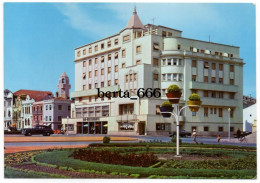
[76,121,107,134]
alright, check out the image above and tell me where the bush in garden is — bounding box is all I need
[103,136,111,144]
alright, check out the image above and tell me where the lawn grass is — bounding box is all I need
[34,150,256,178]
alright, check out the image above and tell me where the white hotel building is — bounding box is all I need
[62,8,243,136]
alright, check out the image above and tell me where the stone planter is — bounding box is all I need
[187,100,202,112]
[166,92,182,104]
[160,106,173,118]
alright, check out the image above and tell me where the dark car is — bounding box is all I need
[22,125,54,136]
[169,130,191,137]
[233,131,252,138]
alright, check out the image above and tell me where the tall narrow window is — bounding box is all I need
[89,47,92,53]
[108,67,112,73]
[178,44,181,50]
[219,108,223,117]
[204,76,208,82]
[134,73,137,81]
[230,79,234,85]
[95,70,98,76]
[101,69,105,75]
[101,56,105,63]
[108,54,111,61]
[192,60,197,67]
[83,61,86,67]
[115,79,118,85]
[212,77,216,83]
[108,80,111,86]
[219,64,223,70]
[114,52,118,59]
[136,45,141,54]
[122,63,125,68]
[115,65,119,72]
[153,58,159,66]
[89,71,92,78]
[162,31,166,37]
[230,65,234,72]
[95,45,98,52]
[153,73,158,81]
[114,39,118,45]
[123,35,130,42]
[125,75,128,82]
[95,58,98,64]
[219,78,223,84]
[122,49,126,57]
[192,75,196,81]
[83,85,86,90]
[107,41,111,47]
[212,63,216,70]
[204,107,208,117]
[101,43,104,49]
[203,91,208,97]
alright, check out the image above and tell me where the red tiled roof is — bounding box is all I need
[13,89,53,102]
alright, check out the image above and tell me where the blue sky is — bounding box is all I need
[4,3,256,97]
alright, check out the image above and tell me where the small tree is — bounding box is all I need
[103,136,111,144]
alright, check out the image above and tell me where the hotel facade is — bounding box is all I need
[62,8,244,136]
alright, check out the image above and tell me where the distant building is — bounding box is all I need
[243,95,256,108]
[243,103,256,132]
[4,89,13,130]
[42,72,72,130]
[13,90,53,129]
[32,101,44,126]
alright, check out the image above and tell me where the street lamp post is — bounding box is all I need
[228,108,231,141]
[161,103,190,157]
[67,116,69,136]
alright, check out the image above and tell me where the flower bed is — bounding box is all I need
[71,149,158,167]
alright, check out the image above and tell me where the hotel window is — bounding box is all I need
[179,74,183,81]
[204,62,209,68]
[230,126,234,132]
[101,43,105,49]
[229,93,235,99]
[122,49,126,57]
[123,35,130,42]
[115,79,118,85]
[162,59,166,66]
[162,31,166,37]
[230,65,234,72]
[89,47,92,53]
[218,126,223,132]
[95,45,98,52]
[101,69,105,75]
[114,52,118,59]
[77,51,81,57]
[83,73,86,79]
[83,49,86,55]
[162,74,166,81]
[168,59,171,65]
[215,51,219,55]
[230,79,234,85]
[204,91,208,97]
[153,73,159,81]
[89,59,92,66]
[178,44,181,50]
[108,54,111,61]
[130,74,133,81]
[204,76,208,82]
[192,60,197,67]
[167,74,171,81]
[192,75,196,81]
[173,74,177,81]
[95,83,98,88]
[95,70,98,76]
[89,71,92,78]
[95,58,98,64]
[83,61,86,67]
[107,41,111,47]
[153,58,159,66]
[211,91,216,98]
[219,64,223,70]
[115,65,119,72]
[173,59,177,65]
[136,45,141,54]
[49,105,52,110]
[108,67,112,73]
[108,80,111,86]
[125,75,128,82]
[212,63,216,70]
[45,116,48,121]
[219,108,223,117]
[114,39,118,45]
[134,73,137,81]
[122,63,125,68]
[153,43,159,51]
[212,77,216,83]
[168,32,172,36]
[136,60,141,65]
[219,92,224,98]
[101,56,105,63]
[89,84,92,89]
[219,78,223,84]
[204,107,208,117]
[204,126,209,132]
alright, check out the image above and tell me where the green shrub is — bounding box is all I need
[103,136,111,144]
[171,136,182,144]
[130,174,140,178]
[167,84,180,93]
[161,101,172,107]
[188,93,201,101]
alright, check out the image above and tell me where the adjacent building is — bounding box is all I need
[4,89,13,130]
[243,103,256,132]
[13,90,53,129]
[60,8,243,136]
[243,95,256,108]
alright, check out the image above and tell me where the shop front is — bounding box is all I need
[76,117,107,134]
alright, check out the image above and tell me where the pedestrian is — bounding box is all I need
[192,129,198,144]
[237,128,241,138]
[217,134,221,144]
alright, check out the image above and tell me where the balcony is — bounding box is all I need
[189,81,238,92]
[200,97,238,107]
[116,114,137,122]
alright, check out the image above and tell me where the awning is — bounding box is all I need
[83,124,88,127]
[153,44,160,50]
[95,124,100,127]
[103,124,108,127]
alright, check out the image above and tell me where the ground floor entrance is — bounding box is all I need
[76,121,108,134]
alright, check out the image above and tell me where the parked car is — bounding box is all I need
[169,130,191,137]
[22,125,54,136]
[233,131,252,138]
